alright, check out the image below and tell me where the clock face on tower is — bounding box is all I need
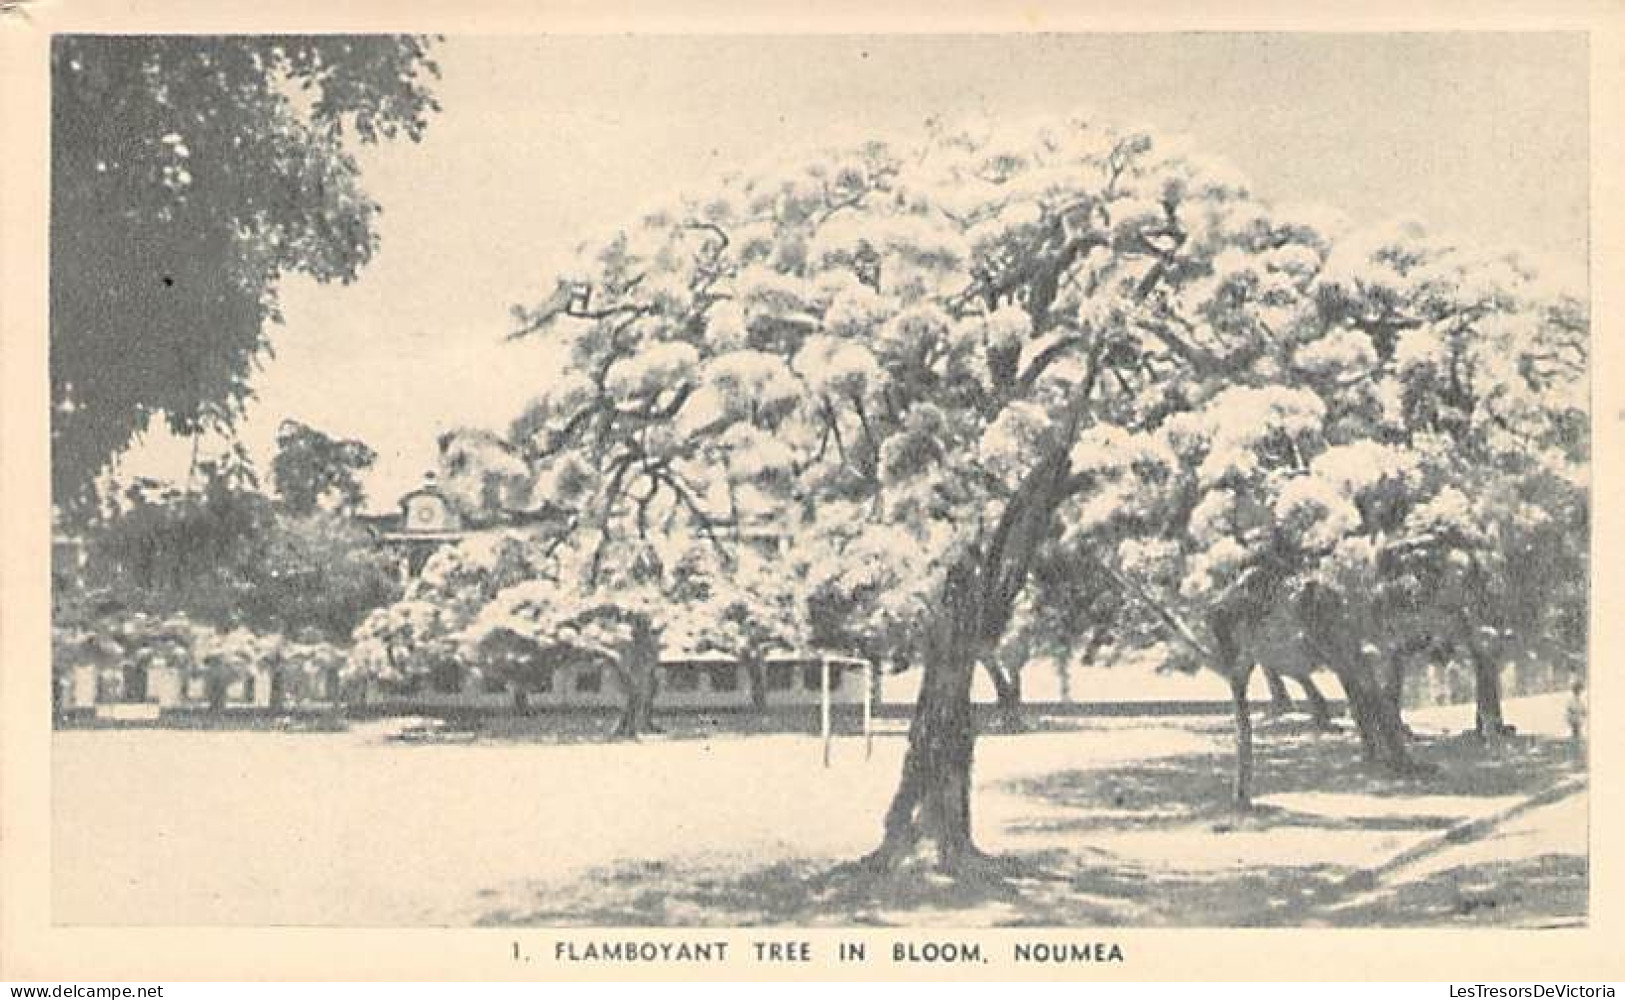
[404,495,449,531]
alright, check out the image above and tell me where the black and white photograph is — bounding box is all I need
[3,11,1619,983]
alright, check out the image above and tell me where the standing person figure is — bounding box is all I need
[1566,676,1587,763]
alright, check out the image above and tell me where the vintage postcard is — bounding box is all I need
[2,0,1622,983]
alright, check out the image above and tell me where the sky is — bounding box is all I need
[117,33,1590,511]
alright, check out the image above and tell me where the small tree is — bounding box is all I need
[284,630,346,705]
[462,540,663,739]
[346,530,553,699]
[86,455,399,652]
[252,510,402,641]
[188,624,260,711]
[348,600,461,695]
[270,419,378,516]
[89,453,272,623]
[462,534,801,739]
[665,541,809,710]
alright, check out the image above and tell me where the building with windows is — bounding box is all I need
[360,650,869,712]
[57,633,275,719]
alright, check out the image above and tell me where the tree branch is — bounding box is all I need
[1096,558,1215,663]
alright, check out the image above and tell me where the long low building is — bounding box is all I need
[57,651,872,717]
[360,652,872,712]
[60,659,275,720]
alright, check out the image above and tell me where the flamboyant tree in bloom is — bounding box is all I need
[458,541,662,738]
[457,533,798,738]
[495,116,1363,870]
[1067,385,1430,800]
[1351,232,1589,740]
[1067,216,1587,797]
[1265,223,1587,750]
[483,113,1584,860]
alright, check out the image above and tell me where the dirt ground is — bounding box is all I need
[52,694,1585,927]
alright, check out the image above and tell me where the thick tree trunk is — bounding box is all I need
[1230,664,1257,810]
[742,653,768,712]
[866,645,981,872]
[1336,663,1420,774]
[206,674,228,713]
[859,436,1077,874]
[866,573,988,874]
[1299,587,1419,774]
[1383,653,1408,717]
[1001,666,1024,731]
[610,626,662,741]
[611,672,657,740]
[269,665,287,711]
[1370,693,1416,771]
[1339,668,1380,761]
[1467,642,1507,742]
[1262,666,1293,716]
[513,688,529,714]
[1295,675,1334,729]
[986,662,1026,732]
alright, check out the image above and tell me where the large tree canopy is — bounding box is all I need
[51,35,440,516]
[438,116,1582,871]
[483,118,1320,868]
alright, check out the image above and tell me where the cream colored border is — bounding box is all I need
[3,0,1622,982]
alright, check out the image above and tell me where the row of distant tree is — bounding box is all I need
[56,420,392,638]
[51,420,401,719]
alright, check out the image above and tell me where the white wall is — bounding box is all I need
[70,664,98,708]
[149,666,183,707]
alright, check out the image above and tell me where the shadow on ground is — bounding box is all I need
[472,719,1585,928]
[1004,719,1581,837]
[1322,853,1588,928]
[472,849,1354,928]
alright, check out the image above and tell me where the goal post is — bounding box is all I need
[820,655,875,767]
[821,656,832,768]
[863,659,873,760]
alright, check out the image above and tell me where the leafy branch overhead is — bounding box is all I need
[51,35,441,516]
